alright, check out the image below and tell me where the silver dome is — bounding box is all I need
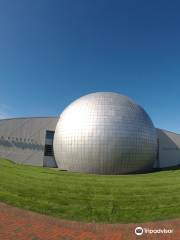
[53,92,157,174]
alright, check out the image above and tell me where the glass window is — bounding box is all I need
[44,144,54,156]
[46,131,55,139]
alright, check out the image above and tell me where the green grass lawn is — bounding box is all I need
[0,158,180,223]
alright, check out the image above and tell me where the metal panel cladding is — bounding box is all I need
[53,92,157,174]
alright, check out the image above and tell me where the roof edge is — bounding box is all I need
[156,128,180,136]
[0,116,58,121]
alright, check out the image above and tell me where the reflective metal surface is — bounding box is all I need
[53,92,157,174]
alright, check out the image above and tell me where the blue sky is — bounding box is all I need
[0,0,179,133]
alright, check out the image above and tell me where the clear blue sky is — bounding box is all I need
[0,0,179,133]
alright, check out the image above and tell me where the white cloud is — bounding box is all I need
[0,104,11,119]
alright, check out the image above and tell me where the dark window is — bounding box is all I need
[44,144,54,156]
[46,131,54,139]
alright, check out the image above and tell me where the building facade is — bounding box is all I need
[0,117,58,167]
[0,91,179,173]
[155,128,180,168]
[0,117,179,170]
[53,92,157,174]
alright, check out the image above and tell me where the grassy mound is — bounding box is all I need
[0,158,180,223]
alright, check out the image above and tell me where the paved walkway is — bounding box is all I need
[0,202,179,240]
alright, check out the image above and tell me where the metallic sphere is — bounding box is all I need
[53,92,157,174]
